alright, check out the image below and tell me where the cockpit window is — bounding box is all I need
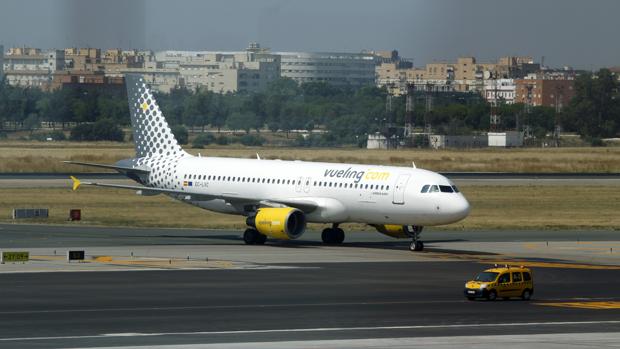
[439,185,454,193]
[452,185,460,193]
[429,185,439,193]
[421,184,430,193]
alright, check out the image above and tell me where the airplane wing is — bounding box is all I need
[70,177,321,213]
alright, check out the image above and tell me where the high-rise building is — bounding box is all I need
[278,51,376,87]
[515,74,575,108]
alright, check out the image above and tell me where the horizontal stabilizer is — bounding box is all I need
[63,161,150,174]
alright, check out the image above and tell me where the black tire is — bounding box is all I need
[335,228,345,244]
[410,241,424,252]
[467,297,475,301]
[487,290,497,301]
[256,233,267,245]
[243,228,259,245]
[321,228,334,244]
[521,289,532,301]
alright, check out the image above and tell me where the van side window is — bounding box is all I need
[512,272,522,282]
[523,272,532,281]
[421,185,430,193]
[498,273,510,283]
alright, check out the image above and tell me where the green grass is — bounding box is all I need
[1,184,618,231]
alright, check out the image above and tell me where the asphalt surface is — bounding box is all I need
[0,223,618,248]
[2,262,620,348]
[1,224,620,348]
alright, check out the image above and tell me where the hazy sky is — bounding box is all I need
[1,0,619,69]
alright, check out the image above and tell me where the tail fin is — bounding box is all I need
[125,74,186,158]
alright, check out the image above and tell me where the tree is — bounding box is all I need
[564,69,620,139]
[171,125,189,145]
[226,111,255,134]
[70,119,124,142]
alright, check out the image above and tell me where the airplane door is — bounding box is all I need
[303,177,311,193]
[295,176,303,193]
[392,174,410,205]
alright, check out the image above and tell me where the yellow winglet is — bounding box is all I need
[70,176,81,191]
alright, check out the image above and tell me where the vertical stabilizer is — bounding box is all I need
[125,74,186,158]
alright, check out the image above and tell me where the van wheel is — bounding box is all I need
[521,289,532,301]
[487,290,497,301]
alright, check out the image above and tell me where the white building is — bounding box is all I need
[278,51,376,87]
[155,44,280,93]
[488,131,523,147]
[483,78,516,105]
[123,63,181,93]
[2,47,65,90]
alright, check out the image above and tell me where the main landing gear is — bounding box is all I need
[409,226,424,252]
[243,228,267,245]
[321,224,345,244]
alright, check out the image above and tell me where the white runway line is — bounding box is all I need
[2,320,620,342]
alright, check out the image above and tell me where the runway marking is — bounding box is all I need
[537,301,620,309]
[2,320,620,342]
[482,260,620,270]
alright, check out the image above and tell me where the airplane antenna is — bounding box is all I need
[256,153,261,160]
[412,161,416,168]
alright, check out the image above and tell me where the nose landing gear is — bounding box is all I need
[409,226,424,251]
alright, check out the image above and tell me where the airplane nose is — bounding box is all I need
[457,196,471,220]
[441,195,470,223]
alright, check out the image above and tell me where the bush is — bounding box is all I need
[238,134,264,146]
[192,133,215,148]
[171,125,189,145]
[587,137,606,147]
[70,119,124,142]
[30,130,67,141]
[215,135,229,145]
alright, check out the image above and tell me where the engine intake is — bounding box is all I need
[246,207,307,240]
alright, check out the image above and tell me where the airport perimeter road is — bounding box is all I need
[1,262,620,348]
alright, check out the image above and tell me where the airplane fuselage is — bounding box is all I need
[170,156,470,227]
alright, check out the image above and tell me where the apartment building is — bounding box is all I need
[2,47,65,90]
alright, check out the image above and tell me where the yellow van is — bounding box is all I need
[464,265,533,301]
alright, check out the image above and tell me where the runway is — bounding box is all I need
[0,224,620,348]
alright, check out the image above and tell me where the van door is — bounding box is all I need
[392,174,410,205]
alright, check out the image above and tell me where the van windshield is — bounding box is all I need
[474,272,499,282]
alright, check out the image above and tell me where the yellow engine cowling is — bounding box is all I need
[246,207,307,240]
[374,224,412,239]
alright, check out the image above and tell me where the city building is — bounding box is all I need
[155,43,280,93]
[278,51,376,87]
[515,74,576,108]
[488,131,524,147]
[51,70,124,90]
[2,47,65,90]
[483,78,516,105]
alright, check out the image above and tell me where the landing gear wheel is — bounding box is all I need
[409,241,424,251]
[521,289,532,301]
[256,233,267,245]
[243,228,264,245]
[322,228,345,244]
[335,228,345,244]
[487,290,497,301]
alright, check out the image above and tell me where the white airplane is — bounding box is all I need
[67,74,470,251]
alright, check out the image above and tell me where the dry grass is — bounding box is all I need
[0,140,619,173]
[0,184,618,231]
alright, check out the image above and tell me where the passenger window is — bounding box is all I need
[386,186,389,190]
[365,184,369,189]
[523,272,531,281]
[429,185,439,193]
[512,272,522,282]
[439,185,454,193]
[498,273,510,283]
[421,184,430,193]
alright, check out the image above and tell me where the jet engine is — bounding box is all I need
[246,207,307,240]
[373,224,412,239]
